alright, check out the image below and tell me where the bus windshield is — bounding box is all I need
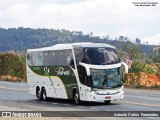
[83,48,120,65]
[90,67,123,89]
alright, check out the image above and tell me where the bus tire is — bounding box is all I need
[73,90,80,105]
[42,87,47,101]
[104,100,111,104]
[36,87,42,100]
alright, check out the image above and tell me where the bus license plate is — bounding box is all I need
[105,96,111,99]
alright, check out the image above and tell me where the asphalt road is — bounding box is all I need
[0,80,160,120]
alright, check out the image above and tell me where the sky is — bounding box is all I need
[0,0,160,45]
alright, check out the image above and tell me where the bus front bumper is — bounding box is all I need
[82,89,124,102]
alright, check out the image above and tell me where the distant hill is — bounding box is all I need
[0,27,157,55]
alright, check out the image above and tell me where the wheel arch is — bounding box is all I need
[72,88,78,99]
[36,86,40,93]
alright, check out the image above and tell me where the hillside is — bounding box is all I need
[0,27,157,55]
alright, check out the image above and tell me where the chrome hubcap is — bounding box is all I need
[38,90,41,98]
[75,93,78,103]
[43,90,46,100]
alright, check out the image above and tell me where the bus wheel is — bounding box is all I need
[36,88,42,100]
[42,87,47,101]
[73,90,80,105]
[104,100,111,104]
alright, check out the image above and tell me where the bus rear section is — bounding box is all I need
[26,48,79,101]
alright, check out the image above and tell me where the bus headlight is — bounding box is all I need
[91,91,96,94]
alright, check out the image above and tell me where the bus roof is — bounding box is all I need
[27,42,115,52]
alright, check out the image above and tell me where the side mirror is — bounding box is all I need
[121,62,128,74]
[79,62,90,76]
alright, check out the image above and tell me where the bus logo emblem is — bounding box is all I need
[44,67,50,75]
[55,67,70,76]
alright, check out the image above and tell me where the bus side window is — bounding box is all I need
[66,49,75,68]
[74,48,84,65]
[77,66,93,86]
[36,52,43,66]
[43,51,50,66]
[50,51,58,66]
[28,53,36,66]
[58,50,67,66]
[70,60,75,68]
[27,53,32,66]
[77,66,86,85]
[27,54,30,60]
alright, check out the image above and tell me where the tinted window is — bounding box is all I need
[57,50,67,66]
[43,50,73,66]
[27,52,43,66]
[43,51,51,66]
[77,66,93,87]
[66,49,74,66]
[28,49,74,66]
[49,51,58,66]
[104,48,120,64]
[74,48,84,65]
[57,50,74,66]
[83,48,120,65]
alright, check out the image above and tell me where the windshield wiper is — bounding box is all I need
[92,86,103,89]
[106,62,113,65]
[103,86,112,89]
[101,62,113,65]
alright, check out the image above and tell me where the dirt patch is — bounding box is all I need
[0,75,26,82]
[125,72,160,87]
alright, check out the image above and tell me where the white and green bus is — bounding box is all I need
[27,42,128,104]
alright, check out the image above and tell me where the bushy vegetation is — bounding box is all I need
[118,43,160,88]
[0,53,26,81]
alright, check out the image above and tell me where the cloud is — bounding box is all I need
[142,34,160,45]
[0,0,160,44]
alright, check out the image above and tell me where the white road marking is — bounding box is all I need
[1,97,7,99]
[10,98,26,101]
[62,104,71,107]
[0,86,27,91]
[126,91,160,95]
[6,82,15,85]
[51,103,58,105]
[41,101,47,104]
[76,106,85,109]
[126,95,160,100]
[11,98,17,100]
[120,101,160,108]
[146,117,155,119]
[89,107,97,110]
[105,110,111,111]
